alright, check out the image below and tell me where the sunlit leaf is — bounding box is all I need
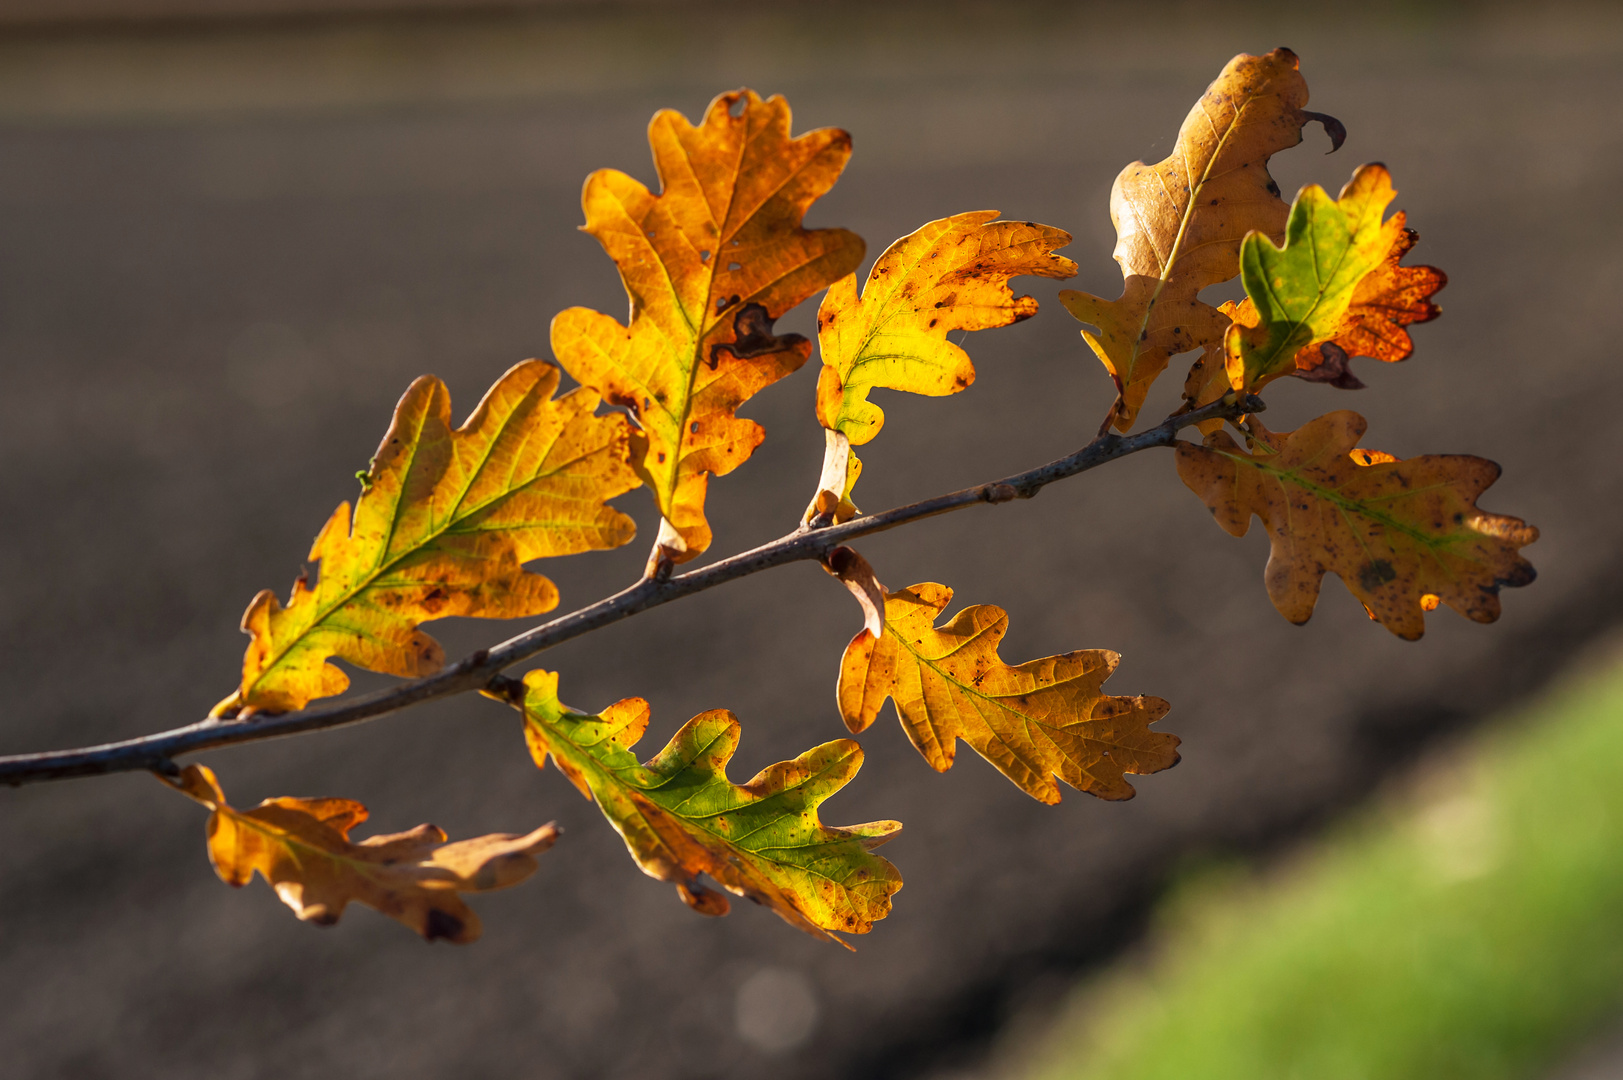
[511,671,901,947]
[1176,411,1538,639]
[837,583,1177,805]
[216,360,638,716]
[1059,48,1339,430]
[815,211,1075,447]
[1225,164,1401,392]
[162,764,558,943]
[552,89,865,560]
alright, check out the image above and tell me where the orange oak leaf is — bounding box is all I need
[512,671,901,947]
[215,360,638,716]
[162,764,559,944]
[1175,411,1537,640]
[1060,48,1340,431]
[1298,219,1446,374]
[551,89,865,561]
[837,583,1178,805]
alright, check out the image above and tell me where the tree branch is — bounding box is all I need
[0,394,1261,787]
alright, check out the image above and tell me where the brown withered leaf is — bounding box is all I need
[837,583,1177,805]
[514,672,901,947]
[162,764,558,943]
[215,361,638,716]
[552,89,864,561]
[1176,411,1538,640]
[1060,48,1339,430]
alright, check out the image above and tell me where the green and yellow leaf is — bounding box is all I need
[1225,164,1402,392]
[512,671,902,947]
[162,763,558,944]
[216,360,638,716]
[1175,411,1538,640]
[815,211,1076,445]
[1059,48,1336,431]
[551,89,865,561]
[837,583,1178,805]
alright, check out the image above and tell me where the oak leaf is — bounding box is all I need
[1225,164,1402,392]
[837,583,1177,805]
[1059,48,1339,431]
[163,764,558,943]
[815,211,1076,446]
[1175,411,1537,640]
[551,89,865,561]
[216,360,638,716]
[1300,219,1445,372]
[513,671,902,947]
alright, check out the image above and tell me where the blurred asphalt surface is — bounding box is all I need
[1,3,1621,1078]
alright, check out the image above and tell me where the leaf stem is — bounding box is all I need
[0,394,1260,787]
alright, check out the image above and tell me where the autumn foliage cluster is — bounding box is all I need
[6,50,1537,949]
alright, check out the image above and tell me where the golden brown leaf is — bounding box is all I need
[513,672,901,947]
[216,360,638,716]
[815,211,1076,445]
[163,764,558,943]
[837,583,1178,805]
[1060,48,1336,430]
[551,89,865,560]
[1175,411,1538,639]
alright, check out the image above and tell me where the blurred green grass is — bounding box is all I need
[1028,647,1623,1080]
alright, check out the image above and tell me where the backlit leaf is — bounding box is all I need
[552,89,865,560]
[1225,164,1401,392]
[1059,48,1338,430]
[837,583,1178,805]
[216,360,638,716]
[1175,411,1538,640]
[162,764,558,944]
[1301,217,1445,372]
[815,211,1076,446]
[512,671,902,947]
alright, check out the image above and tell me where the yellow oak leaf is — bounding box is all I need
[1175,411,1538,640]
[162,764,558,944]
[815,211,1076,445]
[216,360,638,716]
[1060,48,1338,431]
[551,89,865,561]
[837,583,1178,805]
[512,671,901,947]
[1225,164,1402,392]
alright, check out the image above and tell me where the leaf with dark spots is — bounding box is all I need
[513,671,901,947]
[215,360,639,716]
[162,764,558,944]
[551,89,865,561]
[837,583,1177,805]
[1175,411,1538,639]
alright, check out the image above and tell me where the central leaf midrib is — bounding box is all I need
[1220,447,1464,551]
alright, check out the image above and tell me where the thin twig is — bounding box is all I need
[0,394,1259,787]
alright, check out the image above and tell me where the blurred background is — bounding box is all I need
[0,1,1619,1077]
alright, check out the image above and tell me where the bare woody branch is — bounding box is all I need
[0,394,1262,787]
